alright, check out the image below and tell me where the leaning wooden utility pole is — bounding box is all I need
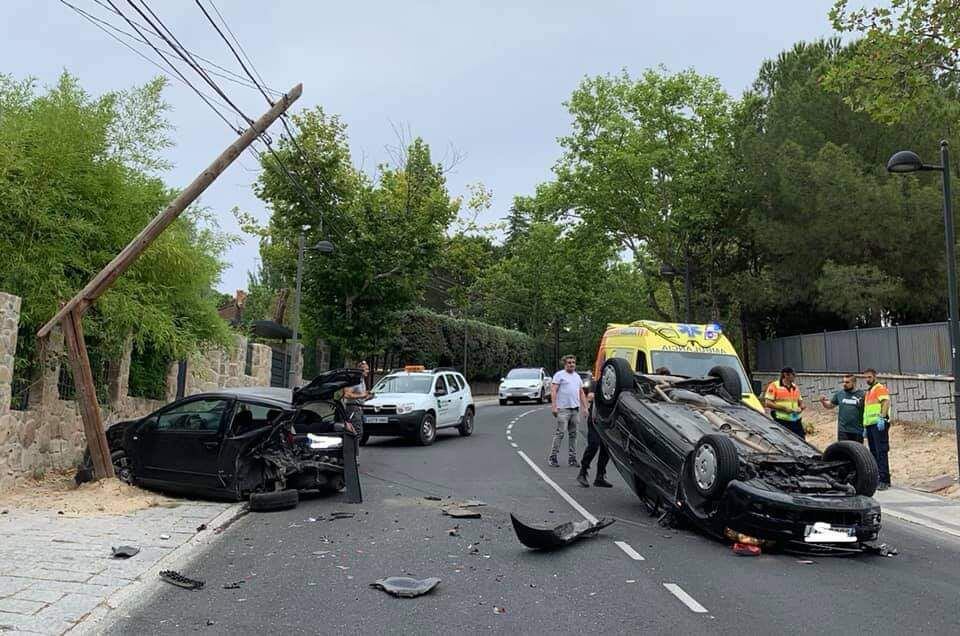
[38,84,304,481]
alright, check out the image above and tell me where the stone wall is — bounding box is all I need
[754,371,956,430]
[0,291,288,493]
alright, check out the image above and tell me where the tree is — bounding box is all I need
[0,73,231,367]
[252,108,459,358]
[827,0,960,124]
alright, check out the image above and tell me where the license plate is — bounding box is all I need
[364,416,388,424]
[803,522,857,543]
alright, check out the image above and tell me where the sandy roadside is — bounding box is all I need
[804,407,959,498]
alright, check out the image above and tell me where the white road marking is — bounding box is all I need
[663,584,708,613]
[614,541,645,561]
[510,443,518,448]
[507,436,513,441]
[516,450,598,524]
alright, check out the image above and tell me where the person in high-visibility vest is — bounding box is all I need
[863,368,891,490]
[764,367,806,439]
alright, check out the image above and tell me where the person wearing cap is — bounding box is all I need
[764,367,806,439]
[863,368,892,490]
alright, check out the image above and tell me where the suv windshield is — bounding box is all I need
[506,369,540,380]
[649,351,750,392]
[374,375,433,394]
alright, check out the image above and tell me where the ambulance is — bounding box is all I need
[592,320,764,412]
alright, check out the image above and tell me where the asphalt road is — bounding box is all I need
[111,403,960,635]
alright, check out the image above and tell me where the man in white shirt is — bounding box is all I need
[549,355,589,467]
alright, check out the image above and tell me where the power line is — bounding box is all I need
[193,0,272,104]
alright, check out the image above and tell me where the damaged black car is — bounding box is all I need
[77,369,363,510]
[594,358,882,551]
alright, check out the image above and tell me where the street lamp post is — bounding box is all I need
[887,140,960,477]
[288,229,335,388]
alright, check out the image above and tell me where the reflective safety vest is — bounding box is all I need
[765,380,801,422]
[863,382,890,427]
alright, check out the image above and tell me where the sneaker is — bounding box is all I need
[877,482,890,491]
[593,478,613,488]
[569,459,580,468]
[576,474,590,488]
[548,458,560,468]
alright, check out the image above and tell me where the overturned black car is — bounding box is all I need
[593,359,882,551]
[77,369,363,510]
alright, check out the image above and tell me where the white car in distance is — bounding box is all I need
[498,367,551,405]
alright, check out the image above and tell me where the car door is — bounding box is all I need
[444,373,465,421]
[433,375,455,427]
[133,397,232,491]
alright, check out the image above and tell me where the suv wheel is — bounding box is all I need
[417,412,437,446]
[458,408,475,437]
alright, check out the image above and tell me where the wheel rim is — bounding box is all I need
[465,412,473,433]
[114,455,134,485]
[693,445,717,492]
[423,417,435,441]
[601,365,617,402]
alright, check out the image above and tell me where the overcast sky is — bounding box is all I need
[5,0,839,293]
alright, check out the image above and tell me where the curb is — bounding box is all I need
[877,486,960,540]
[69,501,249,635]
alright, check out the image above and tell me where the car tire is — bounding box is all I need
[537,391,545,404]
[111,450,135,485]
[690,434,739,499]
[595,358,635,418]
[416,412,437,446]
[499,399,507,406]
[458,408,475,437]
[249,489,299,512]
[823,440,879,497]
[708,365,743,401]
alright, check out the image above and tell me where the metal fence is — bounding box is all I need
[756,322,951,375]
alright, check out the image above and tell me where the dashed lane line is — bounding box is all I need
[614,540,645,561]
[516,450,599,525]
[663,583,708,613]
[510,442,518,448]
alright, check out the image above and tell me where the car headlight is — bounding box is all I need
[528,384,539,389]
[397,402,417,414]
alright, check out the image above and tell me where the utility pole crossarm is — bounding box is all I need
[37,83,303,338]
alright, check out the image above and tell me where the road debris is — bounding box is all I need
[864,543,900,557]
[795,560,815,565]
[330,511,355,520]
[424,496,442,501]
[461,499,487,507]
[159,570,204,590]
[196,523,207,532]
[447,526,460,537]
[159,534,171,540]
[511,514,615,550]
[369,576,441,598]
[493,606,507,614]
[443,507,482,519]
[110,545,140,559]
[732,542,762,557]
[223,581,245,590]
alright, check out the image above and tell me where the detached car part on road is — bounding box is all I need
[77,369,364,509]
[593,358,882,551]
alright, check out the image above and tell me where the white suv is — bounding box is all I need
[498,367,551,405]
[360,368,475,446]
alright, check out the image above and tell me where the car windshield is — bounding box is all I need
[374,375,433,394]
[506,369,540,379]
[649,351,750,392]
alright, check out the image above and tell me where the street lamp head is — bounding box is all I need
[312,240,335,254]
[886,150,926,173]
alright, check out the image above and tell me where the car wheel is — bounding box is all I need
[112,450,135,485]
[458,408,475,437]
[249,489,299,512]
[595,358,635,418]
[499,399,507,406]
[690,434,739,499]
[536,390,545,404]
[823,440,879,496]
[708,365,743,401]
[417,413,437,446]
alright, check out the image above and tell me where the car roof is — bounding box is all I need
[190,387,293,407]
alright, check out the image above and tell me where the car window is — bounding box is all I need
[506,369,540,379]
[156,399,229,432]
[374,375,433,393]
[456,374,469,391]
[445,374,461,393]
[232,402,283,433]
[435,375,449,395]
[649,351,750,390]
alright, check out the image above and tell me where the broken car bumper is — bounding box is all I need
[720,480,882,543]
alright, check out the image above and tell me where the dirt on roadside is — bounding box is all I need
[804,408,960,498]
[0,469,183,516]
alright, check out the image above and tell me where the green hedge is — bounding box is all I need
[391,308,534,381]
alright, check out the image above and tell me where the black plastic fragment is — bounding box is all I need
[370,576,441,598]
[159,570,205,590]
[511,514,615,550]
[110,545,140,559]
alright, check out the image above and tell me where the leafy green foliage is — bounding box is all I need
[390,308,533,380]
[0,73,232,366]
